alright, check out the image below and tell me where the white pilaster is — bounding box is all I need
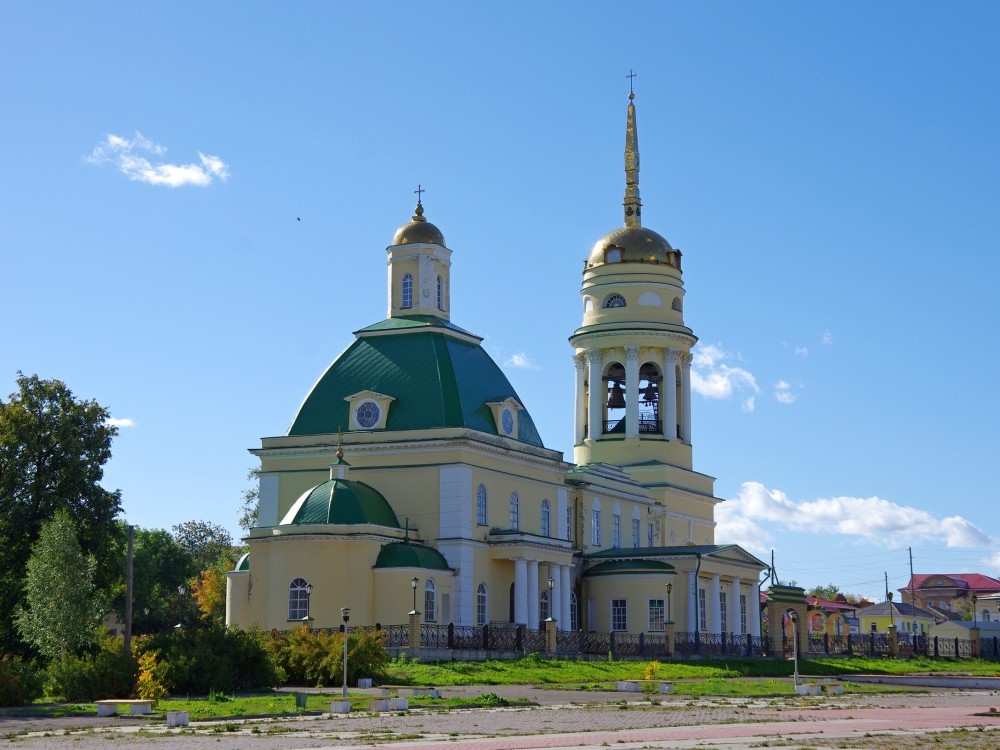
[709,574,721,634]
[681,352,692,443]
[436,541,475,625]
[560,564,572,630]
[514,559,528,626]
[624,346,640,438]
[527,560,540,629]
[586,349,603,440]
[662,349,678,440]
[686,570,697,633]
[257,473,279,527]
[730,577,742,635]
[438,465,472,538]
[748,582,761,638]
[557,488,569,541]
[573,355,586,445]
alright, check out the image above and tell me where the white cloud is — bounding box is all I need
[716,481,992,555]
[505,352,540,370]
[690,343,759,412]
[774,380,800,404]
[794,346,809,357]
[86,132,229,187]
[106,417,135,428]
[822,330,834,346]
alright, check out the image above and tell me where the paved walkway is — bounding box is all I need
[3,686,1000,749]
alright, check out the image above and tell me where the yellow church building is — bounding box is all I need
[227,89,767,651]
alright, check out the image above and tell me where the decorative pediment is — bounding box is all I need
[344,390,396,431]
[485,397,523,439]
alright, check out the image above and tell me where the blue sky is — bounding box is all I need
[2,3,998,600]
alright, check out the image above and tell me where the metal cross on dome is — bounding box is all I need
[414,184,425,204]
[626,70,636,94]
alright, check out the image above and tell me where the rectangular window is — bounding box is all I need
[647,522,654,547]
[648,598,665,632]
[740,593,748,634]
[720,591,728,633]
[477,489,487,526]
[566,506,572,541]
[611,599,627,631]
[591,510,601,546]
[612,514,621,547]
[632,518,640,548]
[698,587,707,632]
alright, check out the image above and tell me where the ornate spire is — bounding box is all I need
[412,184,427,223]
[623,72,641,228]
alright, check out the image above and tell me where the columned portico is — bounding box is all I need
[514,559,528,625]
[559,564,572,630]
[527,560,540,629]
[662,348,678,439]
[586,349,603,440]
[624,346,640,438]
[709,574,721,634]
[730,577,742,635]
[748,582,762,637]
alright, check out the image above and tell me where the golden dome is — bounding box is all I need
[588,225,674,266]
[391,201,445,247]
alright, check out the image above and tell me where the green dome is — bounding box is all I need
[281,479,400,527]
[374,542,451,571]
[234,552,250,572]
[583,559,675,577]
[288,325,545,447]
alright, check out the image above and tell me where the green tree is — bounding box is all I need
[807,583,841,601]
[171,520,236,571]
[238,467,260,532]
[15,511,107,660]
[0,373,123,654]
[114,526,196,633]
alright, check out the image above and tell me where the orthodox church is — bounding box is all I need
[227,89,766,641]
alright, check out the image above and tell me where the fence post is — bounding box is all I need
[869,633,875,657]
[447,622,455,650]
[638,632,645,657]
[610,630,617,659]
[746,633,753,657]
[578,629,584,655]
[482,623,489,650]
[847,633,853,656]
[408,612,421,650]
[516,624,524,653]
[954,637,959,658]
[994,636,998,662]
[824,632,830,655]
[934,636,939,658]
[721,632,727,656]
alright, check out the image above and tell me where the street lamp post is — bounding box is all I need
[972,593,978,628]
[175,585,186,630]
[887,591,894,628]
[340,607,350,699]
[788,610,799,687]
[410,577,419,616]
[546,577,554,620]
[665,582,672,624]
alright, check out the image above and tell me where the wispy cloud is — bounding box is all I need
[794,346,809,357]
[690,343,759,412]
[505,353,541,370]
[716,481,991,556]
[86,131,229,187]
[774,380,801,404]
[106,417,135,428]
[822,330,834,346]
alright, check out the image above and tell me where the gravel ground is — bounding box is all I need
[3,687,1000,749]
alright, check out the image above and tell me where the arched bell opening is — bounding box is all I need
[603,362,626,434]
[639,362,662,434]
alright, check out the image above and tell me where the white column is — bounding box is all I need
[514,559,528,626]
[586,349,603,440]
[624,346,640,438]
[730,577,742,635]
[709,574,722,635]
[748,582,761,638]
[527,560,540,629]
[560,564,572,630]
[686,570,698,633]
[573,355,586,444]
[662,349,678,440]
[681,352,692,443]
[547,565,560,625]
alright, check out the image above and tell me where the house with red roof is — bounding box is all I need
[900,573,1000,621]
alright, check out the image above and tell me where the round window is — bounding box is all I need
[356,401,381,429]
[501,407,514,436]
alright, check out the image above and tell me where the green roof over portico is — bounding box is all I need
[583,559,675,577]
[374,542,451,571]
[281,479,400,527]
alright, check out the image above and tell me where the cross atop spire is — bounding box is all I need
[411,184,427,222]
[627,69,637,98]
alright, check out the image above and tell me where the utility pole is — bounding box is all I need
[909,546,917,640]
[124,524,134,658]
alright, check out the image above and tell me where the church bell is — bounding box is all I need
[607,380,626,409]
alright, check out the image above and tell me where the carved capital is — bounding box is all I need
[664,347,678,365]
[573,354,586,372]
[624,345,640,362]
[585,348,602,365]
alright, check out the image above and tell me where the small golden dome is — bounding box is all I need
[588,225,674,266]
[391,201,446,246]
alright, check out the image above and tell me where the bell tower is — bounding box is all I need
[569,88,697,472]
[386,188,452,320]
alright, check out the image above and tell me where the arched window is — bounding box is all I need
[540,590,550,623]
[541,499,550,537]
[570,592,579,632]
[477,583,488,626]
[402,273,413,308]
[510,492,520,530]
[288,578,310,621]
[671,296,683,312]
[476,484,488,526]
[436,275,443,310]
[424,579,437,622]
[604,293,626,308]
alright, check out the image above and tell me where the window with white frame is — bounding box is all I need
[591,510,601,546]
[477,484,488,526]
[570,592,579,631]
[720,591,728,633]
[612,513,621,547]
[611,599,628,631]
[565,506,572,540]
[288,578,310,621]
[510,492,520,530]
[541,499,551,537]
[424,579,436,622]
[698,587,707,632]
[402,273,413,308]
[648,598,665,631]
[740,593,748,634]
[540,591,550,623]
[476,583,487,626]
[631,518,640,548]
[647,522,654,547]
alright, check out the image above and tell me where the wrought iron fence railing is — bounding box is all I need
[382,623,409,647]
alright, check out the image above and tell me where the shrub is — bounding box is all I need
[268,626,389,687]
[644,660,661,680]
[45,636,136,702]
[135,651,167,706]
[0,654,43,706]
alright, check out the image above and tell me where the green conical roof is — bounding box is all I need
[287,322,544,447]
[281,479,400,527]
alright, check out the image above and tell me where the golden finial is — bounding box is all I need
[336,429,344,460]
[623,71,641,228]
[412,184,427,222]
